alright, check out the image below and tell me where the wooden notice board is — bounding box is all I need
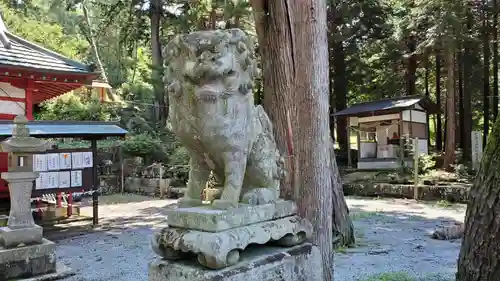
[31,148,94,197]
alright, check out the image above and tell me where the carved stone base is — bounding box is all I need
[149,243,322,281]
[166,200,297,232]
[0,238,57,280]
[151,216,312,269]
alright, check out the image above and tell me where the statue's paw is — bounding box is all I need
[241,188,277,205]
[178,197,204,207]
[212,199,238,210]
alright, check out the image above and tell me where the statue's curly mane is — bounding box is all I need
[164,29,257,95]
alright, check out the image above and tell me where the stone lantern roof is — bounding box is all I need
[1,115,48,153]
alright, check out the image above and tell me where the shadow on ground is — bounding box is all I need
[336,198,464,281]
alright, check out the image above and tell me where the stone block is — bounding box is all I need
[0,224,43,248]
[151,215,312,269]
[166,200,297,232]
[0,238,56,280]
[149,243,322,281]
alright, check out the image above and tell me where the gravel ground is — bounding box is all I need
[53,195,466,281]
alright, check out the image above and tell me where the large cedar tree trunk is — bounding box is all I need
[483,3,491,146]
[329,6,348,153]
[462,9,474,162]
[443,48,456,169]
[290,2,334,279]
[436,53,443,151]
[150,0,167,124]
[251,0,295,199]
[494,0,499,120]
[251,0,355,279]
[425,56,431,148]
[456,110,500,280]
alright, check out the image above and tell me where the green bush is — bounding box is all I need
[121,133,166,163]
[418,154,436,175]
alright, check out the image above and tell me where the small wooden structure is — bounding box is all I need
[333,96,440,170]
[0,120,127,225]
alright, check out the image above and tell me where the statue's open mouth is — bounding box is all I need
[196,88,219,102]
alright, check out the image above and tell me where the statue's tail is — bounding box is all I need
[255,105,286,181]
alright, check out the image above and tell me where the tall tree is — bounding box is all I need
[493,0,499,120]
[251,0,356,279]
[457,103,500,280]
[462,4,474,162]
[150,0,166,124]
[436,53,443,151]
[483,0,491,146]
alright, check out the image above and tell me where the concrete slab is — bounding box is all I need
[149,243,322,281]
[166,200,297,232]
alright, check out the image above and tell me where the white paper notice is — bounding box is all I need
[82,152,93,168]
[47,172,59,189]
[47,154,60,170]
[72,152,84,169]
[59,153,72,169]
[35,176,41,190]
[70,170,82,187]
[33,154,47,172]
[58,171,70,188]
[39,172,49,189]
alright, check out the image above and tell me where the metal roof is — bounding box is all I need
[0,120,127,138]
[333,96,441,117]
[0,32,94,74]
[0,14,95,74]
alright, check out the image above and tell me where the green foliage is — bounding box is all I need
[36,94,120,121]
[359,272,414,281]
[120,133,166,163]
[418,154,436,174]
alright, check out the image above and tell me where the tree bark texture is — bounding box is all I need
[329,7,348,153]
[425,56,431,148]
[456,105,500,281]
[289,2,334,280]
[493,0,499,120]
[436,53,443,151]
[333,41,348,153]
[251,0,295,200]
[483,4,491,146]
[443,47,456,170]
[405,36,417,97]
[150,0,167,124]
[458,50,464,150]
[462,9,474,162]
[252,1,336,279]
[330,139,355,247]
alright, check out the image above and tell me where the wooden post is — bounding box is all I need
[91,139,99,226]
[158,163,164,198]
[25,80,34,120]
[414,137,419,200]
[347,118,352,168]
[119,146,124,194]
[399,112,404,172]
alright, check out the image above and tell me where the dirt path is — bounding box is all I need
[54,195,465,281]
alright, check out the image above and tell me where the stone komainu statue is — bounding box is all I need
[164,29,284,209]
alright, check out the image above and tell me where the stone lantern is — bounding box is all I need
[0,115,49,248]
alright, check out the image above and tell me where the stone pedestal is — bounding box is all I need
[0,239,56,280]
[151,200,313,269]
[0,172,43,248]
[149,243,322,281]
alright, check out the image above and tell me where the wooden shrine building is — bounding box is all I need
[0,14,126,225]
[333,96,441,170]
[0,16,101,120]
